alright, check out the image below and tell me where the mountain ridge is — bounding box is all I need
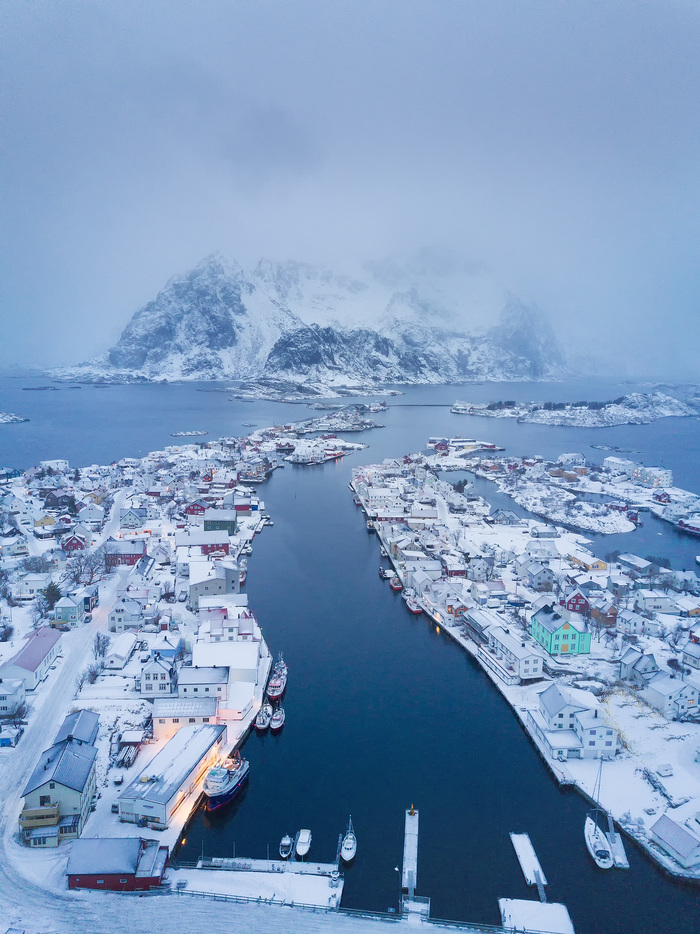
[56,254,567,387]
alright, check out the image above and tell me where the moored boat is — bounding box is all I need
[403,591,423,614]
[585,759,613,869]
[341,815,357,863]
[379,566,393,579]
[267,656,288,700]
[584,814,613,869]
[366,519,375,533]
[270,706,286,732]
[255,702,273,731]
[389,575,403,591]
[203,752,249,811]
[296,828,312,858]
[380,546,388,557]
[279,834,294,859]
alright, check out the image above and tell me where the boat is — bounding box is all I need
[255,702,273,732]
[267,655,288,700]
[366,519,375,533]
[450,401,471,415]
[279,834,294,859]
[379,566,393,579]
[584,759,614,869]
[340,815,357,863]
[380,546,388,557]
[270,706,286,732]
[389,575,403,591]
[296,828,312,858]
[202,752,249,811]
[353,496,361,506]
[403,591,423,614]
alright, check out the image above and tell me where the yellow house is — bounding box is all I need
[566,551,607,572]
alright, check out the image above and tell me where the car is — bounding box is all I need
[84,613,92,623]
[178,591,187,602]
[111,803,120,813]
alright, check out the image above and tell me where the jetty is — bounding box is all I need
[401,804,430,920]
[605,813,630,869]
[509,833,547,901]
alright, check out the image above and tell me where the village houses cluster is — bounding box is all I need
[352,449,700,874]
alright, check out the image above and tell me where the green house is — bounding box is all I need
[529,604,591,656]
[203,509,237,536]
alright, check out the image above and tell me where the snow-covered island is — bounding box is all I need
[452,392,697,426]
[0,412,29,424]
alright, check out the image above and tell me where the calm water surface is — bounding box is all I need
[1,376,699,930]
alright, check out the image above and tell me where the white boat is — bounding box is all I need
[270,706,285,732]
[255,702,273,732]
[450,401,471,415]
[296,828,312,858]
[585,759,613,869]
[585,814,613,869]
[341,815,357,863]
[279,834,294,859]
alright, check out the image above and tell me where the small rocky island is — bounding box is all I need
[452,392,696,427]
[0,412,29,424]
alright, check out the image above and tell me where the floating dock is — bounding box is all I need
[402,806,419,896]
[605,813,630,869]
[509,833,547,902]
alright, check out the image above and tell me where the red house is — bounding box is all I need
[61,533,87,553]
[67,837,168,891]
[184,500,208,516]
[560,589,589,615]
[104,538,147,569]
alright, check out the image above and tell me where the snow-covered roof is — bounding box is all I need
[119,724,225,807]
[651,814,700,859]
[153,697,217,718]
[54,709,99,746]
[67,837,142,876]
[178,666,228,685]
[2,626,62,674]
[23,738,97,796]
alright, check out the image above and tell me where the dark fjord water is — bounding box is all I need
[1,376,699,931]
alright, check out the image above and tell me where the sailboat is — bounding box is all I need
[584,758,613,869]
[340,815,357,863]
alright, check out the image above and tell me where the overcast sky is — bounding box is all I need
[1,0,699,376]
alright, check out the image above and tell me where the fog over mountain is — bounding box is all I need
[2,1,700,379]
[70,252,563,384]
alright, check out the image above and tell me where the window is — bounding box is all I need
[160,673,166,681]
[145,673,151,681]
[145,684,152,691]
[203,717,209,723]
[159,683,168,691]
[172,718,179,723]
[605,741,612,746]
[120,879,128,884]
[189,717,195,723]
[49,783,55,789]
[589,741,595,746]
[193,687,198,692]
[39,795,51,807]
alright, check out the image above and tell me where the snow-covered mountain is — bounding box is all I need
[61,254,565,385]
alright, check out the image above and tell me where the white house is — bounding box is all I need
[152,697,218,742]
[478,626,544,685]
[526,684,619,761]
[0,627,63,691]
[104,633,137,671]
[139,657,177,696]
[643,673,698,720]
